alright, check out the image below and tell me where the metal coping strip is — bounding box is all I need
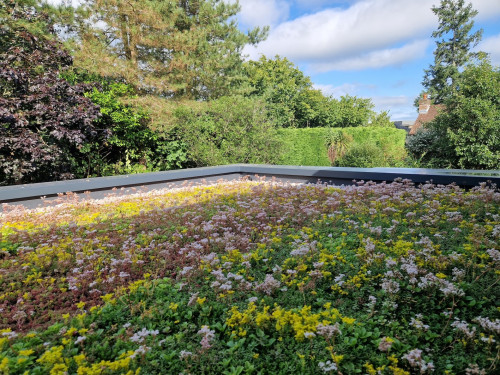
[1,164,499,204]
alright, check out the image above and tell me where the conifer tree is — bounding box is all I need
[71,0,267,99]
[422,0,482,103]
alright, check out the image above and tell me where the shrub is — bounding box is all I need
[405,127,457,169]
[173,96,283,166]
[325,129,353,164]
[0,29,103,184]
[334,142,386,168]
[61,72,192,176]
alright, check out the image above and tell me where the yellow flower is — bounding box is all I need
[76,301,86,310]
[73,354,86,366]
[101,293,115,304]
[169,302,179,311]
[65,327,77,337]
[196,297,206,305]
[0,357,8,372]
[341,317,356,325]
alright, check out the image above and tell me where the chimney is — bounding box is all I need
[418,93,431,114]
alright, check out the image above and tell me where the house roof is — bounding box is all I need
[410,104,445,135]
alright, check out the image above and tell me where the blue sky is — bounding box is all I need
[231,0,500,121]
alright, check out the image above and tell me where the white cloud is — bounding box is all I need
[372,96,410,107]
[226,0,290,28]
[372,96,417,120]
[310,39,429,72]
[313,82,375,98]
[478,33,500,66]
[244,0,437,62]
[244,0,500,71]
[472,0,500,21]
[294,0,353,9]
[314,85,417,120]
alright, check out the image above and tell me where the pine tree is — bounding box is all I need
[422,0,482,103]
[70,0,267,99]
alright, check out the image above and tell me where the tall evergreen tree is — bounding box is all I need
[422,0,482,103]
[69,0,267,99]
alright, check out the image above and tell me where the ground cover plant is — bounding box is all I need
[0,179,499,374]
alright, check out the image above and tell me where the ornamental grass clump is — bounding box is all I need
[0,179,498,374]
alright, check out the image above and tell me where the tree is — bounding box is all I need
[0,1,104,184]
[422,0,482,103]
[0,0,53,44]
[409,59,500,170]
[331,95,375,128]
[243,55,330,127]
[436,60,500,169]
[67,0,267,99]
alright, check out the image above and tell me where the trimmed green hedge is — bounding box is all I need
[278,127,407,167]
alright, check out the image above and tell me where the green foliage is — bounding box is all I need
[325,129,353,164]
[62,72,191,177]
[173,96,283,166]
[367,110,394,128]
[67,0,267,99]
[334,143,386,168]
[0,0,55,46]
[85,82,191,175]
[437,60,500,169]
[409,60,500,170]
[422,0,483,103]
[278,127,407,167]
[331,95,375,128]
[278,128,332,166]
[243,55,329,128]
[342,127,407,161]
[405,127,457,168]
[242,56,381,129]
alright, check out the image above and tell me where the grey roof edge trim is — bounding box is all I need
[0,165,242,202]
[1,164,499,203]
[240,164,500,178]
[240,165,500,184]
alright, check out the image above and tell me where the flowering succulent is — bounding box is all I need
[0,179,498,373]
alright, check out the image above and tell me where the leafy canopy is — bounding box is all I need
[422,0,482,103]
[0,0,103,184]
[437,60,500,169]
[409,60,500,170]
[68,0,267,99]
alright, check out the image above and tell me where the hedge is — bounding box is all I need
[277,127,407,167]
